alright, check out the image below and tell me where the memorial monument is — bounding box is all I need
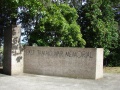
[2,25,103,79]
[24,46,103,79]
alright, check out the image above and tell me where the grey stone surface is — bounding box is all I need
[0,73,120,90]
[24,46,103,79]
[3,25,24,75]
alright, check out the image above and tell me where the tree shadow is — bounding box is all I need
[0,67,3,74]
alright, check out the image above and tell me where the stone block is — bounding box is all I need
[24,46,103,79]
[3,25,24,75]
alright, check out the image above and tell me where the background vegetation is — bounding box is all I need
[0,0,120,66]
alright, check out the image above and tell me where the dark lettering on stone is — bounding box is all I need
[77,51,82,58]
[26,50,34,55]
[46,51,51,56]
[54,51,63,57]
[41,51,45,55]
[72,52,77,57]
[65,52,72,57]
[59,51,63,57]
[81,51,86,58]
[37,50,93,59]
[38,50,52,56]
[37,50,41,55]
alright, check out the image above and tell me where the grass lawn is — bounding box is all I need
[104,67,120,73]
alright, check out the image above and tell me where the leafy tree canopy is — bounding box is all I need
[29,4,86,47]
[78,0,119,57]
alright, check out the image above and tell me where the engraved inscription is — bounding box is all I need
[26,50,34,55]
[26,49,93,58]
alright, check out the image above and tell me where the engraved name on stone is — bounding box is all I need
[25,49,93,59]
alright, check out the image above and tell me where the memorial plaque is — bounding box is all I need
[24,46,103,79]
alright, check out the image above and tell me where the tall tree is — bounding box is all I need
[78,0,119,58]
[0,0,20,46]
[29,4,86,47]
[105,0,120,66]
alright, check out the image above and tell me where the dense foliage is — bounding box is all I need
[0,0,20,45]
[0,0,19,26]
[0,0,120,66]
[77,0,119,66]
[29,4,86,47]
[106,37,120,66]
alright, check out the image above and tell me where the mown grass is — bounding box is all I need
[104,67,120,73]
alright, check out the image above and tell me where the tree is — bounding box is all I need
[0,0,19,26]
[0,0,50,42]
[0,0,84,44]
[0,0,20,46]
[78,0,119,58]
[29,4,86,47]
[103,0,120,66]
[111,0,120,26]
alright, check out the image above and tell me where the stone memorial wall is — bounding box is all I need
[24,46,103,79]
